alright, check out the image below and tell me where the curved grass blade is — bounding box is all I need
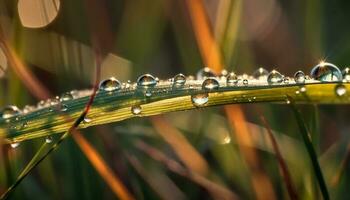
[290,100,329,200]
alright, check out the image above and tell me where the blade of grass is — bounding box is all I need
[331,142,350,187]
[260,115,299,200]
[290,100,329,200]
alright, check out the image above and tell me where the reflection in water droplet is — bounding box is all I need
[202,78,219,90]
[60,92,73,101]
[335,84,346,96]
[253,67,269,80]
[145,90,152,97]
[267,70,283,84]
[131,105,142,115]
[243,79,248,85]
[173,74,186,86]
[1,105,21,119]
[342,68,350,82]
[196,67,216,79]
[11,142,20,148]
[137,74,157,87]
[283,77,290,84]
[61,104,68,111]
[99,77,121,92]
[310,62,342,82]
[191,93,209,107]
[45,136,53,143]
[226,72,238,85]
[294,71,305,83]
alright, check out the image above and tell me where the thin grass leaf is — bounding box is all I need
[290,101,329,200]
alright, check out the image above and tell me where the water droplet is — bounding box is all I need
[60,92,73,102]
[335,84,346,96]
[83,117,92,123]
[11,142,20,148]
[253,67,269,80]
[226,72,238,85]
[173,74,186,86]
[99,77,121,92]
[131,105,142,115]
[243,79,249,85]
[137,74,157,87]
[202,78,219,90]
[267,70,283,84]
[294,71,305,83]
[45,136,53,143]
[310,62,342,82]
[295,90,300,94]
[1,105,21,119]
[196,67,216,79]
[191,93,209,107]
[286,99,291,104]
[300,86,306,93]
[61,104,68,111]
[220,69,228,77]
[342,68,350,82]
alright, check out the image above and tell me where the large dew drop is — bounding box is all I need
[137,74,157,87]
[191,93,209,107]
[342,67,350,82]
[294,71,305,83]
[99,77,121,92]
[226,72,238,85]
[267,70,283,84]
[202,78,219,90]
[173,74,186,86]
[310,62,342,82]
[335,84,346,97]
[1,105,21,119]
[253,67,269,80]
[196,67,216,79]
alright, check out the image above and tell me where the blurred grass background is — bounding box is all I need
[0,0,350,199]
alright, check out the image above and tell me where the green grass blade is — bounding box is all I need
[290,101,329,200]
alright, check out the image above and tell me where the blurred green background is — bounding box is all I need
[1,0,350,199]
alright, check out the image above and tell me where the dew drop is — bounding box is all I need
[243,79,249,85]
[342,67,350,82]
[226,72,238,85]
[137,74,157,88]
[253,67,269,80]
[131,105,142,115]
[196,67,216,79]
[191,93,209,107]
[202,78,219,90]
[83,117,92,123]
[60,92,73,102]
[1,105,21,119]
[267,70,283,84]
[300,86,306,93]
[99,77,121,92]
[286,99,291,104]
[310,62,342,82]
[11,142,20,148]
[220,69,228,77]
[335,84,346,96]
[45,136,53,143]
[294,71,305,83]
[173,74,186,86]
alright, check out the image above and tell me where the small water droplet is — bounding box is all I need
[335,84,346,96]
[1,105,21,119]
[253,67,269,80]
[221,69,228,77]
[202,78,219,90]
[137,74,157,88]
[45,136,53,143]
[342,68,350,82]
[99,77,122,92]
[226,72,238,85]
[267,70,283,84]
[310,62,342,82]
[173,74,186,86]
[11,142,20,148]
[286,99,291,104]
[131,105,142,115]
[295,90,300,94]
[83,117,92,123]
[243,79,249,85]
[294,71,305,83]
[191,93,209,107]
[300,86,306,93]
[60,92,73,102]
[196,67,216,79]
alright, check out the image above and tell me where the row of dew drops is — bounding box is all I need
[2,62,350,148]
